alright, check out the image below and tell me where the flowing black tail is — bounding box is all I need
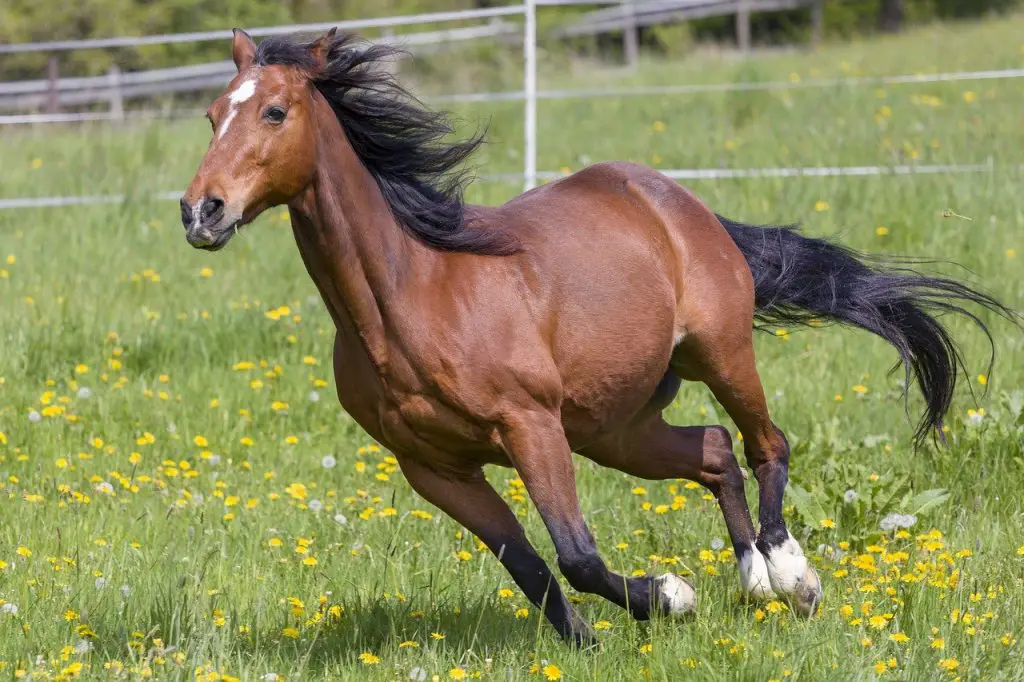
[719,215,1017,443]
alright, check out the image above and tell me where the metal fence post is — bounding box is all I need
[524,0,537,191]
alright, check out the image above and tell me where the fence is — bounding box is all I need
[0,1,1018,210]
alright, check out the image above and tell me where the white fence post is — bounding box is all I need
[524,0,538,191]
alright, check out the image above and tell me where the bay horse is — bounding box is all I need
[181,29,1012,644]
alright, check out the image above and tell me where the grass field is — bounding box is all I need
[2,15,1024,681]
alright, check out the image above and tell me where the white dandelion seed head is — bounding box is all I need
[409,667,427,682]
[308,391,320,403]
[120,584,131,599]
[333,513,348,525]
[263,674,279,682]
[95,577,106,589]
[844,489,859,503]
[968,411,985,425]
[880,513,918,532]
[710,537,725,551]
[77,387,92,399]
[208,454,221,466]
[308,499,323,512]
[28,410,41,423]
[167,423,177,433]
[321,455,337,470]
[74,640,93,654]
[95,481,114,495]
[0,603,18,615]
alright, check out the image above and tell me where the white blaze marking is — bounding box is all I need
[218,78,257,139]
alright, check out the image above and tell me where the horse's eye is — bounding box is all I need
[263,106,287,124]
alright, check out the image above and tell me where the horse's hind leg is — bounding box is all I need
[580,415,774,601]
[675,335,823,616]
[396,456,594,646]
[502,410,696,621]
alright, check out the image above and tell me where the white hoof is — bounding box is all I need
[762,533,822,617]
[655,574,696,616]
[738,548,776,600]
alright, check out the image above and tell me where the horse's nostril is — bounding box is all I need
[179,198,191,229]
[201,196,225,224]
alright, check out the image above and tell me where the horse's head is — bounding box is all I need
[180,29,332,251]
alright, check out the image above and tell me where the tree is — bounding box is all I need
[879,0,905,32]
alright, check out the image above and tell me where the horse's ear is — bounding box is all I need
[232,28,256,71]
[310,28,337,70]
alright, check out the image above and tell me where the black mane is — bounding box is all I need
[255,33,517,255]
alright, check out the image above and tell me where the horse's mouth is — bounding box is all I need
[188,218,246,251]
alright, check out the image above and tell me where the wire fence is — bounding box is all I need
[1,161,1013,212]
[1,2,1019,210]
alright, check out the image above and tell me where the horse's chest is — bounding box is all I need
[331,335,508,467]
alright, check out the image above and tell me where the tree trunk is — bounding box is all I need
[879,0,905,33]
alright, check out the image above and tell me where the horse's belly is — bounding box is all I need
[559,342,675,448]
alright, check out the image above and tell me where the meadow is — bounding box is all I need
[1,14,1024,681]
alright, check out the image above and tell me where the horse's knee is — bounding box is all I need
[701,426,745,494]
[744,424,790,471]
[557,550,608,594]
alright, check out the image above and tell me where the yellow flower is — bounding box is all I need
[868,615,889,630]
[632,486,647,496]
[282,627,299,639]
[199,267,214,278]
[398,640,418,648]
[514,608,529,619]
[652,120,666,133]
[873,661,887,675]
[963,91,977,103]
[938,658,959,672]
[875,226,889,236]
[814,200,830,212]
[852,384,868,394]
[821,518,835,529]
[594,620,612,630]
[889,632,910,644]
[16,546,31,558]
[193,435,208,448]
[449,668,467,680]
[639,642,653,654]
[358,652,380,665]
[977,374,988,386]
[302,356,318,365]
[498,588,515,599]
[456,550,472,562]
[543,664,562,680]
[931,638,945,650]
[302,557,318,567]
[430,632,445,640]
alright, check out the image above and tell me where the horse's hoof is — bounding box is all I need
[762,533,823,617]
[790,563,823,617]
[655,573,696,616]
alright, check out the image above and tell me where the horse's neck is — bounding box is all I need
[288,126,414,374]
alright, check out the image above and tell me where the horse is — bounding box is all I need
[180,29,1013,645]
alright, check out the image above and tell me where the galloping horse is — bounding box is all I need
[181,29,1011,644]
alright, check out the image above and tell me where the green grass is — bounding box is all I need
[1,15,1024,682]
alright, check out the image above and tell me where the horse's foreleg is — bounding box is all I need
[579,416,773,600]
[698,340,823,616]
[501,410,695,620]
[395,456,594,646]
